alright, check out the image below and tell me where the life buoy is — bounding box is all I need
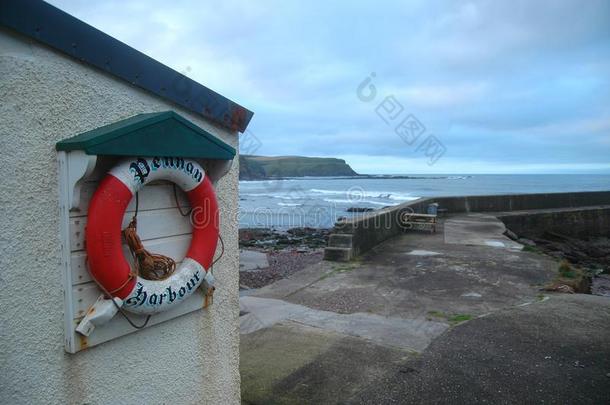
[86,156,219,314]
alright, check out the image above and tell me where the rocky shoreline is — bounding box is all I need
[505,228,610,295]
[504,229,610,273]
[239,227,330,289]
[239,227,330,251]
[530,232,610,273]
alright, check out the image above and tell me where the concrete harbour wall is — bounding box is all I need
[498,207,610,239]
[324,191,610,261]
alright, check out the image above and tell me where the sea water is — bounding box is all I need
[239,174,610,229]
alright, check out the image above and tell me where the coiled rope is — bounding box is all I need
[122,191,179,281]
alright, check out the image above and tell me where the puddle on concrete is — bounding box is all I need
[407,250,441,256]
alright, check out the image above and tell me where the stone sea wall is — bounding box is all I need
[498,207,610,239]
[324,191,610,261]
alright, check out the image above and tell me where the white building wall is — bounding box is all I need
[0,27,241,404]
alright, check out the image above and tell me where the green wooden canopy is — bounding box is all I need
[56,111,236,160]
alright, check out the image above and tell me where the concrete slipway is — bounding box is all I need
[239,214,610,404]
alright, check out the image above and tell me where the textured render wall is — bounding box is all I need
[0,28,241,404]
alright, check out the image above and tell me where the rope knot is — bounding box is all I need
[123,216,176,281]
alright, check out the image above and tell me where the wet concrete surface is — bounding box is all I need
[241,322,415,405]
[240,214,610,404]
[444,213,523,250]
[253,217,556,319]
[241,296,447,351]
[348,294,610,404]
[240,249,269,271]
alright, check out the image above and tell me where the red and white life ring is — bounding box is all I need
[86,157,219,314]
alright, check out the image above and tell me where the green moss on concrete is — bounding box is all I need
[522,245,541,253]
[448,314,473,325]
[240,322,415,404]
[542,260,590,293]
[318,263,359,281]
[427,311,473,326]
[240,323,336,404]
[558,260,576,278]
[427,311,446,319]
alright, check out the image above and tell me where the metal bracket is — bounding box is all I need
[75,294,123,337]
[201,271,216,308]
[201,271,215,293]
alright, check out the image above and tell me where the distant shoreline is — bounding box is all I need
[239,154,477,180]
[239,155,358,180]
[239,174,474,181]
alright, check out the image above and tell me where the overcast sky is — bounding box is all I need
[49,0,610,174]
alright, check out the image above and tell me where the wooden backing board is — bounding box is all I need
[58,152,217,353]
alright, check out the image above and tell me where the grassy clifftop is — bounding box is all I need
[239,155,358,180]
